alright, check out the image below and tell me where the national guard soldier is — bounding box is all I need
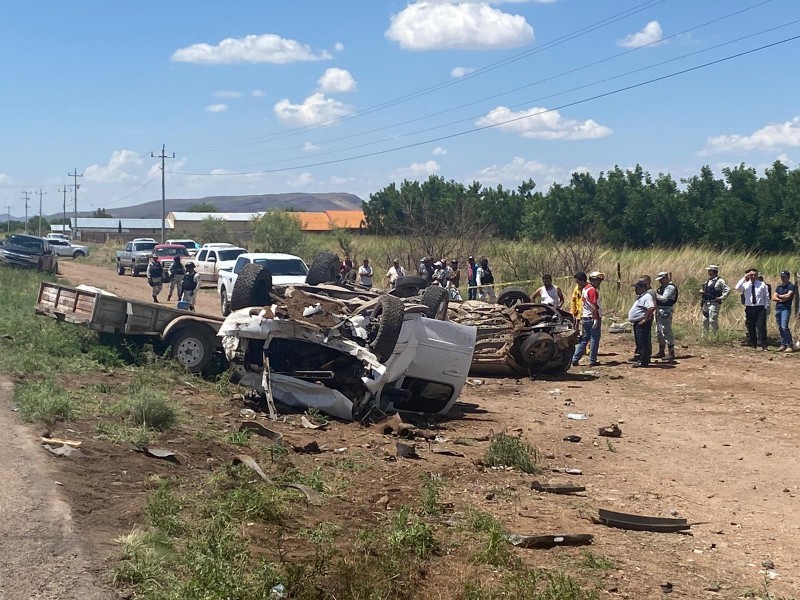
[654,271,678,362]
[699,265,729,335]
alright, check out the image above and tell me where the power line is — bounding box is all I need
[36,188,46,237]
[21,191,31,234]
[101,174,160,209]
[59,186,71,233]
[68,169,83,237]
[170,33,800,178]
[151,144,175,243]
[4,205,10,233]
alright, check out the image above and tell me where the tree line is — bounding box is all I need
[363,160,800,252]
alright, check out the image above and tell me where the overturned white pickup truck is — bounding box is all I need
[219,264,476,421]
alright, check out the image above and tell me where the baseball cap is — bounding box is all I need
[781,270,791,277]
[706,264,720,271]
[588,271,605,280]
[656,271,669,279]
[468,255,474,260]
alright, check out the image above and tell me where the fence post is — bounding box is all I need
[616,262,621,292]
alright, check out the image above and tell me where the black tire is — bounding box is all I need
[220,289,231,317]
[498,286,531,307]
[389,275,429,298]
[131,263,140,277]
[538,348,575,376]
[169,326,215,373]
[36,258,44,272]
[73,250,85,259]
[230,263,273,311]
[117,262,125,276]
[306,251,340,285]
[420,285,449,320]
[520,332,556,366]
[368,295,405,363]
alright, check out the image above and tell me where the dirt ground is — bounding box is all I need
[16,261,800,598]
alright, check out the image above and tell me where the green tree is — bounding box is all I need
[91,208,112,218]
[200,216,233,244]
[251,211,304,254]
[188,202,218,213]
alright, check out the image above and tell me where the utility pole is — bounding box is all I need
[5,205,10,233]
[151,144,175,243]
[21,191,31,234]
[36,188,46,237]
[59,186,70,236]
[68,169,83,239]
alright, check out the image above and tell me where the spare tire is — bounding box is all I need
[390,275,429,298]
[520,332,556,366]
[306,252,340,285]
[420,285,449,320]
[368,295,405,363]
[498,286,531,307]
[230,263,273,311]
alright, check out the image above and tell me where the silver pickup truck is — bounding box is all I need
[116,239,157,276]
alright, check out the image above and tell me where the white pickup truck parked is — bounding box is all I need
[217,253,309,316]
[194,244,246,283]
[116,239,157,276]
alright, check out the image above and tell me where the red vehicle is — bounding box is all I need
[152,244,191,271]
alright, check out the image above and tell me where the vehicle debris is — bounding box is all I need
[431,449,466,458]
[567,413,589,420]
[505,533,593,549]
[598,424,623,438]
[564,468,583,475]
[594,509,691,533]
[232,454,323,506]
[300,415,326,429]
[238,421,283,445]
[135,447,180,464]
[563,435,582,443]
[396,441,421,459]
[41,436,81,447]
[291,440,321,454]
[531,481,586,495]
[43,444,85,459]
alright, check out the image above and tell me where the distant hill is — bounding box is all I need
[107,192,363,219]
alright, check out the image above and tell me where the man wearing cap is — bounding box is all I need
[629,280,656,367]
[572,271,603,367]
[181,262,201,311]
[146,254,164,304]
[774,270,796,352]
[699,265,730,335]
[654,271,678,362]
[385,259,405,289]
[735,267,770,350]
[466,256,477,300]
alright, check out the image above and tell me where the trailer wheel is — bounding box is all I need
[117,262,125,276]
[169,326,215,373]
[520,332,555,366]
[420,285,449,320]
[306,251,340,285]
[368,295,405,363]
[230,263,273,311]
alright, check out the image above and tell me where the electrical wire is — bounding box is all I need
[169,33,800,177]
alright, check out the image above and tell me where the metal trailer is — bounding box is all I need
[34,281,223,372]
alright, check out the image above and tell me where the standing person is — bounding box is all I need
[385,259,405,289]
[476,258,497,303]
[735,267,770,350]
[699,265,730,335]
[628,280,656,367]
[654,271,679,362]
[447,259,462,301]
[773,270,796,352]
[569,275,584,319]
[167,254,185,302]
[146,255,164,304]
[181,262,201,312]
[466,256,477,301]
[572,271,603,367]
[358,258,374,289]
[531,274,564,307]
[431,261,445,287]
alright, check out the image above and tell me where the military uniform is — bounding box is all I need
[654,271,678,361]
[701,265,729,334]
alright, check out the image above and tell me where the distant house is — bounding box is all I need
[50,224,72,235]
[167,210,365,239]
[70,217,170,242]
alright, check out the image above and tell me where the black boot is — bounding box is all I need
[653,344,666,359]
[666,345,676,362]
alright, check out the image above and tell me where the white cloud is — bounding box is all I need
[330,176,354,185]
[84,150,143,183]
[475,157,575,189]
[0,174,9,184]
[251,89,265,98]
[274,92,354,127]
[205,103,229,113]
[476,106,612,140]
[213,90,242,98]
[171,33,332,64]
[701,117,800,155]
[618,21,663,49]
[386,2,534,51]
[303,141,320,152]
[334,42,345,52]
[391,160,441,180]
[450,66,475,78]
[317,68,357,93]
[432,146,447,156]
[287,172,315,187]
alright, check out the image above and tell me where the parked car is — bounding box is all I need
[166,238,201,256]
[46,238,90,259]
[46,233,71,242]
[116,239,158,276]
[218,253,309,315]
[0,234,58,273]
[152,244,191,271]
[194,245,246,282]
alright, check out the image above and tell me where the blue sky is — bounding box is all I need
[1,0,798,216]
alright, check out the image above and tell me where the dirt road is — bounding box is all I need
[0,378,116,599]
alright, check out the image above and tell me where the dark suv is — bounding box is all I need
[0,234,59,273]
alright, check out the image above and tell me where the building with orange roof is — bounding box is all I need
[325,210,365,230]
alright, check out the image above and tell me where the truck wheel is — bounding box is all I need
[537,347,575,376]
[498,286,531,308]
[117,262,125,276]
[131,262,140,277]
[420,285,449,320]
[305,252,340,285]
[170,326,215,373]
[389,276,428,298]
[230,263,273,311]
[220,289,231,316]
[520,332,556,366]
[368,295,405,363]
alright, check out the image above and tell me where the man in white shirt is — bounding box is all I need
[385,259,405,289]
[358,258,374,289]
[628,279,656,367]
[735,267,770,350]
[531,274,564,307]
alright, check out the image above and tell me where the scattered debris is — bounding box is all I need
[531,481,586,495]
[41,437,81,447]
[567,413,589,420]
[43,444,85,459]
[549,388,562,396]
[431,449,466,458]
[660,582,673,594]
[396,442,421,459]
[762,558,775,570]
[563,435,582,443]
[135,447,180,464]
[564,468,583,475]
[232,454,323,506]
[466,378,484,387]
[239,421,284,445]
[598,424,622,438]
[300,415,326,429]
[239,408,257,419]
[594,509,690,533]
[292,440,321,454]
[505,533,593,549]
[608,321,632,333]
